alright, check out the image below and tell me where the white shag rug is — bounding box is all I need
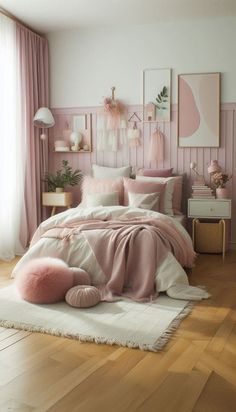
[0,285,192,352]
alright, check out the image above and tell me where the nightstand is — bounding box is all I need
[188,198,231,259]
[42,192,73,216]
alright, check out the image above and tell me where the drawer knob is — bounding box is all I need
[210,208,214,211]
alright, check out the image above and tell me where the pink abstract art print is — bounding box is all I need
[178,73,220,147]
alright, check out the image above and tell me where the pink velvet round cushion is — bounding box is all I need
[15,257,84,304]
[66,285,101,308]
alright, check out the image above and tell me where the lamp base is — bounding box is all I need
[193,175,205,185]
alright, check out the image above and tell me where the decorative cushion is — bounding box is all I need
[65,285,101,308]
[16,257,90,304]
[123,177,166,212]
[81,176,124,205]
[70,268,91,286]
[15,257,81,304]
[136,176,175,216]
[92,164,132,179]
[86,191,119,207]
[137,168,173,177]
[128,192,160,210]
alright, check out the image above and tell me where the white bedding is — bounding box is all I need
[12,206,209,300]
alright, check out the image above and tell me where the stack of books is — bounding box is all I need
[191,184,215,199]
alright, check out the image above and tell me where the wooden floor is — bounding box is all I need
[0,253,236,412]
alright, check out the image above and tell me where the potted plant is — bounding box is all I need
[44,160,83,192]
[211,171,232,199]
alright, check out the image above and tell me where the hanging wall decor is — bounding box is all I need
[97,87,127,151]
[178,72,220,147]
[148,127,165,165]
[143,68,171,123]
[127,112,142,147]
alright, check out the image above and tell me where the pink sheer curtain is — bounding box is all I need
[16,24,49,248]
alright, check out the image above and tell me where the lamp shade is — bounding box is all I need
[207,160,221,174]
[33,107,55,128]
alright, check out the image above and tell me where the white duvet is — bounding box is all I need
[12,206,209,300]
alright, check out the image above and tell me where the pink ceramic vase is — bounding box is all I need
[216,187,229,199]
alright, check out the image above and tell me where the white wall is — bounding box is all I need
[47,17,236,107]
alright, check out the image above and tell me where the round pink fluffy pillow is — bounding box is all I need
[15,257,84,304]
[66,285,101,308]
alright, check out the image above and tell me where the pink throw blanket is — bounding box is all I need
[40,216,195,302]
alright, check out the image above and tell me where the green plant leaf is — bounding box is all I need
[43,159,83,192]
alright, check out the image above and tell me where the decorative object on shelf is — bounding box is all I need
[212,172,232,199]
[207,160,231,199]
[70,114,86,150]
[216,187,229,199]
[190,161,205,185]
[143,68,171,122]
[148,127,165,165]
[178,72,220,147]
[127,112,142,147]
[97,86,127,151]
[70,131,82,151]
[43,160,82,192]
[54,140,70,152]
[207,159,222,174]
[191,183,215,199]
[53,113,92,153]
[33,107,55,140]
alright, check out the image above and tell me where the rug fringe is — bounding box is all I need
[151,301,194,351]
[0,301,193,352]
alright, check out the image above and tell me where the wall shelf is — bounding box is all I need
[53,150,91,153]
[53,113,92,153]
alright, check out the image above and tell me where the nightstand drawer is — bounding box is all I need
[42,192,73,207]
[188,199,231,219]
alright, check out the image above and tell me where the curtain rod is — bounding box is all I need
[0,7,45,38]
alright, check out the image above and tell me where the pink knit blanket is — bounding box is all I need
[40,216,195,302]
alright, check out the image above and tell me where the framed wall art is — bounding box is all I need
[142,68,171,122]
[178,72,220,147]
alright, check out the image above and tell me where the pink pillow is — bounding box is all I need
[138,168,173,177]
[172,176,183,214]
[123,177,166,212]
[66,285,101,308]
[81,176,124,205]
[16,258,91,304]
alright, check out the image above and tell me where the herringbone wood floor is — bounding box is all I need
[0,253,236,412]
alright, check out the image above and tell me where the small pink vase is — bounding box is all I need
[216,187,229,199]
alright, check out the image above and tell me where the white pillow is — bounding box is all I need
[128,192,160,210]
[86,192,119,207]
[92,164,132,179]
[136,176,175,216]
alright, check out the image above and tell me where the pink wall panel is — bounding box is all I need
[49,103,236,247]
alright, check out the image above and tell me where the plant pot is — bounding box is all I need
[216,188,229,199]
[55,187,64,193]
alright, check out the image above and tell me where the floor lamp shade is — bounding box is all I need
[33,107,55,139]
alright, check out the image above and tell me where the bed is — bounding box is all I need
[12,205,208,301]
[13,165,210,301]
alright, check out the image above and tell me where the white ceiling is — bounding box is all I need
[0,0,236,33]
